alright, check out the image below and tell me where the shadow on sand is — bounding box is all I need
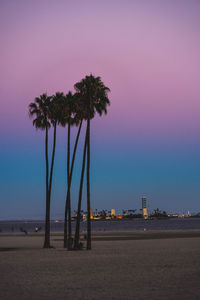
[0,247,20,252]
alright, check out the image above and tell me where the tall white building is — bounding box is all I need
[142,197,148,219]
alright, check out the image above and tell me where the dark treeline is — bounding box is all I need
[29,74,110,250]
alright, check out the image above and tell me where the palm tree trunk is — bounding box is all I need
[70,121,83,180]
[43,125,50,248]
[48,124,57,203]
[74,125,88,249]
[67,189,72,249]
[64,122,71,248]
[86,118,91,250]
[67,121,72,248]
[64,120,83,249]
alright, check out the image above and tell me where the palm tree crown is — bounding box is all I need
[74,74,110,119]
[49,92,65,127]
[29,93,52,129]
[58,91,76,127]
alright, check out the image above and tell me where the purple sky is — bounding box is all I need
[0,0,200,219]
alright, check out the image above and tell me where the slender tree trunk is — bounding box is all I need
[74,125,88,249]
[67,189,72,249]
[67,121,73,249]
[86,118,91,250]
[48,124,57,202]
[67,122,71,246]
[64,123,71,248]
[64,195,68,248]
[69,120,82,181]
[68,120,83,249]
[64,120,83,248]
[43,125,50,248]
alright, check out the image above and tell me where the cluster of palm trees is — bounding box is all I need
[29,74,110,250]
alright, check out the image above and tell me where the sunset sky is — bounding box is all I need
[1,0,200,219]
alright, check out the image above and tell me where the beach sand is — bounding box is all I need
[0,231,200,300]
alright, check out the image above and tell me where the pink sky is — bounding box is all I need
[1,0,199,141]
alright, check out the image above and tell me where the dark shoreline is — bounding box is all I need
[1,229,200,241]
[1,218,200,233]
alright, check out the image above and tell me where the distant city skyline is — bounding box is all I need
[1,0,200,219]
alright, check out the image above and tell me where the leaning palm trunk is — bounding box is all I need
[67,189,72,248]
[44,124,57,248]
[74,126,88,249]
[86,118,91,250]
[43,125,50,248]
[48,124,57,203]
[64,120,83,248]
[64,122,71,248]
[67,122,71,248]
[67,121,83,249]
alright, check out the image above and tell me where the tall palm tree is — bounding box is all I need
[65,118,83,249]
[74,75,110,250]
[61,92,83,248]
[29,93,52,248]
[73,123,88,249]
[48,91,65,222]
[65,96,87,249]
[73,92,93,250]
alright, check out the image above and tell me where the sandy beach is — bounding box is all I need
[0,231,200,300]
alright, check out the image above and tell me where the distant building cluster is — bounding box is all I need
[72,197,194,221]
[75,197,150,220]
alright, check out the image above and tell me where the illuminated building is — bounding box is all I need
[90,208,93,219]
[142,197,148,219]
[111,209,116,218]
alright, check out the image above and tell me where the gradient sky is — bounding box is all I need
[0,0,200,219]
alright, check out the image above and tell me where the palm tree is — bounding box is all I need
[61,92,84,248]
[73,123,88,249]
[61,91,74,248]
[74,74,110,250]
[48,91,65,222]
[29,93,52,248]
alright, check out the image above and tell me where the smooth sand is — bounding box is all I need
[0,231,200,300]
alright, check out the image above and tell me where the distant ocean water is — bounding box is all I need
[0,218,200,233]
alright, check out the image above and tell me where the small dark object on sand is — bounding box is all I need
[67,237,74,250]
[74,242,84,251]
[79,242,84,250]
[20,227,28,235]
